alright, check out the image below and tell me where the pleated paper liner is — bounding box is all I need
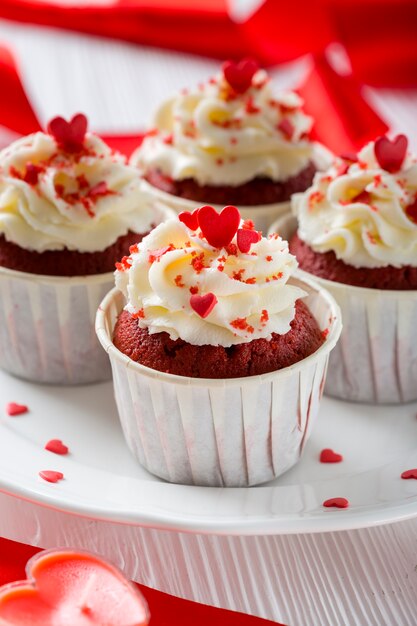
[270,213,417,404]
[0,266,113,384]
[96,276,341,486]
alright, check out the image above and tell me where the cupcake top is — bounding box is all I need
[292,135,417,269]
[0,114,161,253]
[115,205,305,347]
[132,59,330,187]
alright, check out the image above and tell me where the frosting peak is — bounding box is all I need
[132,62,330,186]
[292,135,417,269]
[115,206,306,347]
[0,119,167,253]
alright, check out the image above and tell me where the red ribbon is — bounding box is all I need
[0,0,416,87]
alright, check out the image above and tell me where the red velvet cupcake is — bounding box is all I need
[278,134,417,403]
[96,205,341,486]
[0,114,171,383]
[131,59,332,233]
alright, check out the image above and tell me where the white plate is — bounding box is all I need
[0,368,417,536]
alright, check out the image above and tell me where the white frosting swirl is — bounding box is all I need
[292,141,417,268]
[116,218,306,347]
[132,70,331,186]
[0,132,168,253]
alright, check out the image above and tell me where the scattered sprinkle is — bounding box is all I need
[401,469,417,480]
[39,470,64,484]
[45,439,69,455]
[320,448,343,463]
[6,402,28,416]
[323,497,349,509]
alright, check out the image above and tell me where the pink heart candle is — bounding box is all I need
[0,549,149,625]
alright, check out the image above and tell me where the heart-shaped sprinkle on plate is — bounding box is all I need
[39,470,64,484]
[323,497,349,509]
[5,402,28,416]
[198,205,240,248]
[190,293,218,318]
[223,58,259,94]
[374,134,408,173]
[236,228,260,253]
[401,469,417,480]
[45,439,69,455]
[47,113,88,153]
[320,448,343,463]
[179,208,200,231]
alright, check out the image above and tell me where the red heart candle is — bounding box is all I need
[0,549,149,625]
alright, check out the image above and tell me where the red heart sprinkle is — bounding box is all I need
[198,205,240,248]
[47,113,88,153]
[6,402,28,416]
[351,190,371,204]
[374,134,408,173]
[179,208,200,231]
[190,293,217,318]
[401,469,417,479]
[323,497,349,509]
[45,439,69,455]
[39,470,64,483]
[237,228,260,253]
[320,448,343,463]
[278,118,295,139]
[223,58,259,94]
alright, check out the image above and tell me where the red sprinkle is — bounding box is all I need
[374,134,408,173]
[222,58,259,94]
[323,497,349,509]
[401,469,417,480]
[260,309,269,323]
[230,318,254,333]
[149,245,175,264]
[320,448,343,463]
[39,470,64,484]
[190,293,217,318]
[198,205,240,249]
[45,439,69,455]
[24,163,42,185]
[6,402,28,416]
[174,274,185,287]
[237,228,260,254]
[131,309,145,319]
[278,118,295,139]
[47,113,88,154]
[179,208,200,230]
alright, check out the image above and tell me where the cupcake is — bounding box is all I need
[275,134,417,403]
[0,113,171,384]
[96,205,341,486]
[131,58,332,233]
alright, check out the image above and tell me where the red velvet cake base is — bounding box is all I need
[0,231,148,276]
[113,300,324,379]
[145,162,316,206]
[290,234,417,290]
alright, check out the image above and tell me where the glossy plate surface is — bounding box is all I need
[0,369,416,535]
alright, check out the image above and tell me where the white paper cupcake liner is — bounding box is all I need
[270,214,417,404]
[140,179,291,234]
[0,266,114,384]
[96,275,341,487]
